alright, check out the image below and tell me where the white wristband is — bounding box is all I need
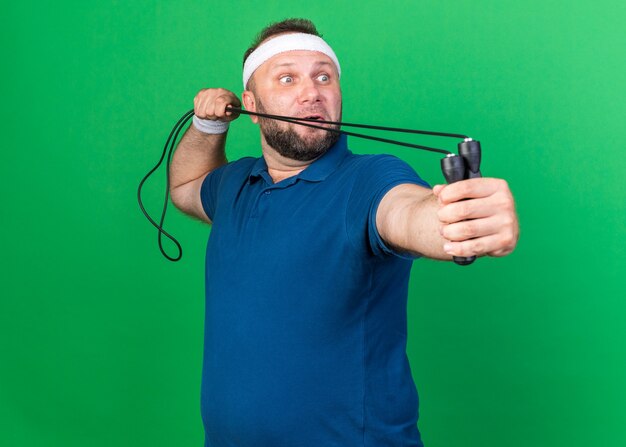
[192,115,230,134]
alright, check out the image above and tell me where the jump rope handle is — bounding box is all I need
[440,139,482,266]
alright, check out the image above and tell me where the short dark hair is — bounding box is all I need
[243,18,322,90]
[243,18,321,66]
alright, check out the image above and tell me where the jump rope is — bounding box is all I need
[137,106,482,265]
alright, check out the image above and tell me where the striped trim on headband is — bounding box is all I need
[243,33,341,89]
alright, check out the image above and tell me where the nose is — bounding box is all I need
[297,77,321,104]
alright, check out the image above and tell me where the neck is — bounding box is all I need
[261,140,325,183]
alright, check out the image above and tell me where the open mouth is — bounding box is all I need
[302,114,324,121]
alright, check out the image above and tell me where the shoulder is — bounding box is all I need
[200,156,258,201]
[209,156,258,178]
[342,152,419,174]
[341,152,429,188]
[199,156,260,222]
[201,156,258,190]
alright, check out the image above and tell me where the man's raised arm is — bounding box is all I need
[169,88,240,223]
[376,179,519,260]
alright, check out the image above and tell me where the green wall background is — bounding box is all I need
[2,1,625,446]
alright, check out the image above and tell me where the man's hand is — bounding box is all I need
[169,88,242,223]
[432,178,519,258]
[193,88,241,122]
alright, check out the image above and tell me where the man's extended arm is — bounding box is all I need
[376,179,519,260]
[169,88,240,223]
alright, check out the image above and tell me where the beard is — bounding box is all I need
[256,97,342,162]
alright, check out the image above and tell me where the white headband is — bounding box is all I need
[243,33,341,89]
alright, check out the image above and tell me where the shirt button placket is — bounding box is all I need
[250,188,269,219]
[254,188,272,218]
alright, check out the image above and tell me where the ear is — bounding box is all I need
[242,90,259,124]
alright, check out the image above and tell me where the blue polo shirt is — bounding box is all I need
[199,134,430,447]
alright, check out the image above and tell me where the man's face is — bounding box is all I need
[246,49,343,162]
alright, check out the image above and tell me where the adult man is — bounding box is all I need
[170,18,518,447]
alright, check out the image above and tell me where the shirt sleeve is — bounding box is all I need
[199,157,258,222]
[346,154,431,259]
[200,164,229,222]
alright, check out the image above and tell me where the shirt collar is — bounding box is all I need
[248,133,349,184]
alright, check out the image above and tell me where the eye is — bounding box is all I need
[279,75,293,84]
[317,74,330,82]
